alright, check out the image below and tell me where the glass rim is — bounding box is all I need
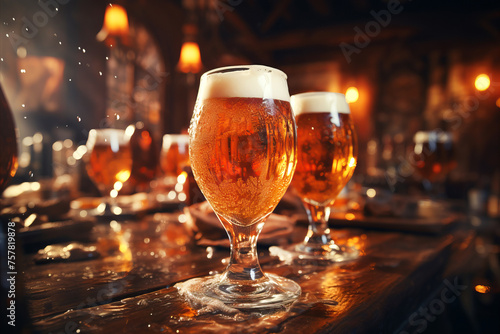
[162,133,189,138]
[201,65,287,80]
[89,128,127,134]
[291,91,346,99]
[291,91,350,115]
[162,133,189,146]
[87,127,133,147]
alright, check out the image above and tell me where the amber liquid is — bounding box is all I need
[86,144,132,194]
[129,127,159,189]
[189,97,297,226]
[160,142,189,177]
[291,112,357,206]
[413,141,455,183]
[0,86,18,194]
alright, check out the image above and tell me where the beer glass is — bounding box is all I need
[85,128,133,213]
[289,92,358,262]
[0,86,18,194]
[179,65,300,310]
[160,134,189,178]
[412,130,455,195]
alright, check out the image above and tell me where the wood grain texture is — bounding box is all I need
[21,213,475,333]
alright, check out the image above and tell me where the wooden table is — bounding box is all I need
[14,208,484,334]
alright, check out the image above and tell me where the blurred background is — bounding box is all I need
[1,2,500,332]
[0,0,499,205]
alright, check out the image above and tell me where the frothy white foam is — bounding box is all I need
[87,128,132,151]
[197,65,290,102]
[162,134,189,148]
[291,92,350,115]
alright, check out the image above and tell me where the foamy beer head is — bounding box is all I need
[290,91,357,206]
[197,65,290,102]
[86,128,134,151]
[190,65,296,226]
[291,92,350,115]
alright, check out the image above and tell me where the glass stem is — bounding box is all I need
[219,217,266,282]
[303,202,334,248]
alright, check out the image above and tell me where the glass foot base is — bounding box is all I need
[270,242,359,265]
[176,273,301,313]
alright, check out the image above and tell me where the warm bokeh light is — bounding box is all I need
[475,284,491,294]
[112,206,123,215]
[366,188,376,198]
[348,157,357,168]
[116,170,131,183]
[345,213,356,221]
[114,181,123,191]
[345,86,359,103]
[96,4,130,46]
[103,4,129,36]
[177,171,188,184]
[474,74,490,91]
[177,42,203,73]
[496,97,500,108]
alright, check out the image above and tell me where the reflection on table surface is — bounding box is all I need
[1,180,498,334]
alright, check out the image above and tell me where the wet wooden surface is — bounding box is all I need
[19,210,478,334]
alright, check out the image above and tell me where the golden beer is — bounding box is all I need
[85,129,133,195]
[291,112,357,206]
[190,97,296,226]
[128,125,159,191]
[269,91,359,262]
[412,131,455,183]
[160,134,189,177]
[87,144,132,191]
[180,65,301,310]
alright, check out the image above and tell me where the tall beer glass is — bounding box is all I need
[160,134,189,178]
[290,92,358,262]
[179,65,300,310]
[412,130,455,195]
[85,128,133,213]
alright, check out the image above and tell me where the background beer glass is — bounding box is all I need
[412,130,456,196]
[289,92,358,262]
[179,65,300,310]
[85,127,133,214]
[160,134,189,179]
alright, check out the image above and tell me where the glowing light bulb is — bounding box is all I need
[177,42,202,73]
[345,87,359,103]
[475,74,490,91]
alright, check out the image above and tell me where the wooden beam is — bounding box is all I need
[223,10,272,63]
[258,24,416,51]
[260,0,292,33]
